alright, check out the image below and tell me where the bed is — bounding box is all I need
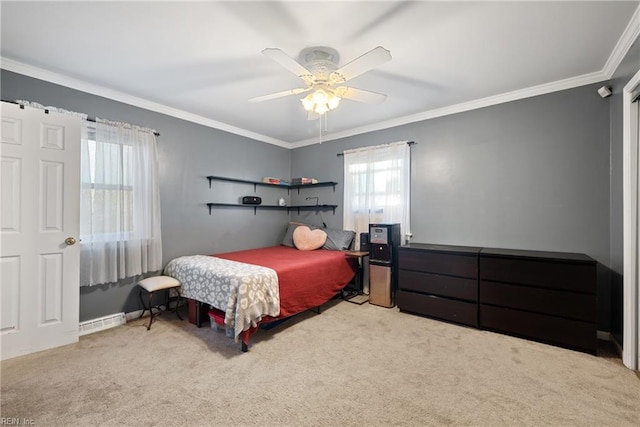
[164,244,356,351]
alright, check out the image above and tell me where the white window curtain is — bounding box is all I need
[79,118,162,286]
[343,141,411,248]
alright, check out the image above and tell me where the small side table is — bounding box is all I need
[344,250,369,304]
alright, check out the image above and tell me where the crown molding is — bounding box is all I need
[603,3,640,78]
[0,57,291,149]
[0,56,612,150]
[290,70,608,148]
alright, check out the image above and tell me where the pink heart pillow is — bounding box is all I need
[293,226,327,251]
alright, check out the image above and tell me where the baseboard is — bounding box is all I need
[79,312,126,336]
[597,330,611,341]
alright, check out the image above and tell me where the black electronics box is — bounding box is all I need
[360,232,370,251]
[241,196,262,205]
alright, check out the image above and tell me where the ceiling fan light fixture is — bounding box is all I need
[315,103,329,115]
[301,88,341,115]
[327,92,340,110]
[301,94,315,111]
[312,89,328,104]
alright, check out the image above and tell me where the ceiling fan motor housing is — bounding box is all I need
[299,47,340,82]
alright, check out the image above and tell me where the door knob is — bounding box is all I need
[65,237,76,246]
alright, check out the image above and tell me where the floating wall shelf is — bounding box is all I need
[206,175,337,194]
[206,203,338,215]
[206,175,338,215]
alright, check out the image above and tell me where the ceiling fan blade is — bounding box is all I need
[262,48,315,84]
[249,87,310,103]
[335,86,387,104]
[330,46,391,83]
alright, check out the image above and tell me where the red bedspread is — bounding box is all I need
[216,245,356,319]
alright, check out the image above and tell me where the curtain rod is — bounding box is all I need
[3,99,160,136]
[84,117,160,137]
[336,140,415,157]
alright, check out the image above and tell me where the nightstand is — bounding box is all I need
[344,250,369,304]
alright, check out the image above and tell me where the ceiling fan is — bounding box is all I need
[249,46,392,118]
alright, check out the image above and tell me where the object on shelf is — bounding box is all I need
[262,176,290,185]
[291,177,318,185]
[241,196,262,205]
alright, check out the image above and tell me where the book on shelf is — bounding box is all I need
[291,177,318,185]
[262,176,289,185]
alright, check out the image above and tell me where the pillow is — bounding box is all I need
[293,226,327,251]
[322,228,356,251]
[280,222,314,247]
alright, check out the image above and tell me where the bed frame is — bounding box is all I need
[178,246,357,351]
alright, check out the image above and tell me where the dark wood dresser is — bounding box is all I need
[479,248,597,354]
[396,243,482,327]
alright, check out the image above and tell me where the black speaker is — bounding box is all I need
[241,196,262,205]
[360,232,370,252]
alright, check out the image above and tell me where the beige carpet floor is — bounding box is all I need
[1,299,639,426]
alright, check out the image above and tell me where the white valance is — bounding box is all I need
[15,100,88,120]
[343,140,409,156]
[95,117,157,135]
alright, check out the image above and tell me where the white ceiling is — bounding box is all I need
[1,1,639,148]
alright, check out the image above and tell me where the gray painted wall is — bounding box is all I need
[1,70,292,321]
[609,38,640,342]
[2,58,630,331]
[292,83,612,329]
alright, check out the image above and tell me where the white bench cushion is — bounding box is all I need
[138,276,181,292]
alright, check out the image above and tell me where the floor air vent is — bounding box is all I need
[79,312,126,336]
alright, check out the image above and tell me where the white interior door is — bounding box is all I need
[0,101,81,361]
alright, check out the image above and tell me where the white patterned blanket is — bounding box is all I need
[164,255,280,341]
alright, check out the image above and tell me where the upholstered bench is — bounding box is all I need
[137,276,182,330]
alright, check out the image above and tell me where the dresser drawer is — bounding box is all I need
[479,304,597,354]
[480,256,596,293]
[397,290,478,327]
[480,281,596,322]
[399,269,477,301]
[399,250,477,278]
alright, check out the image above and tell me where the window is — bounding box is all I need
[343,141,411,247]
[81,127,134,241]
[79,119,162,286]
[347,158,405,217]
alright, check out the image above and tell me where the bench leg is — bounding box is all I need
[138,289,147,319]
[146,291,154,330]
[174,288,183,321]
